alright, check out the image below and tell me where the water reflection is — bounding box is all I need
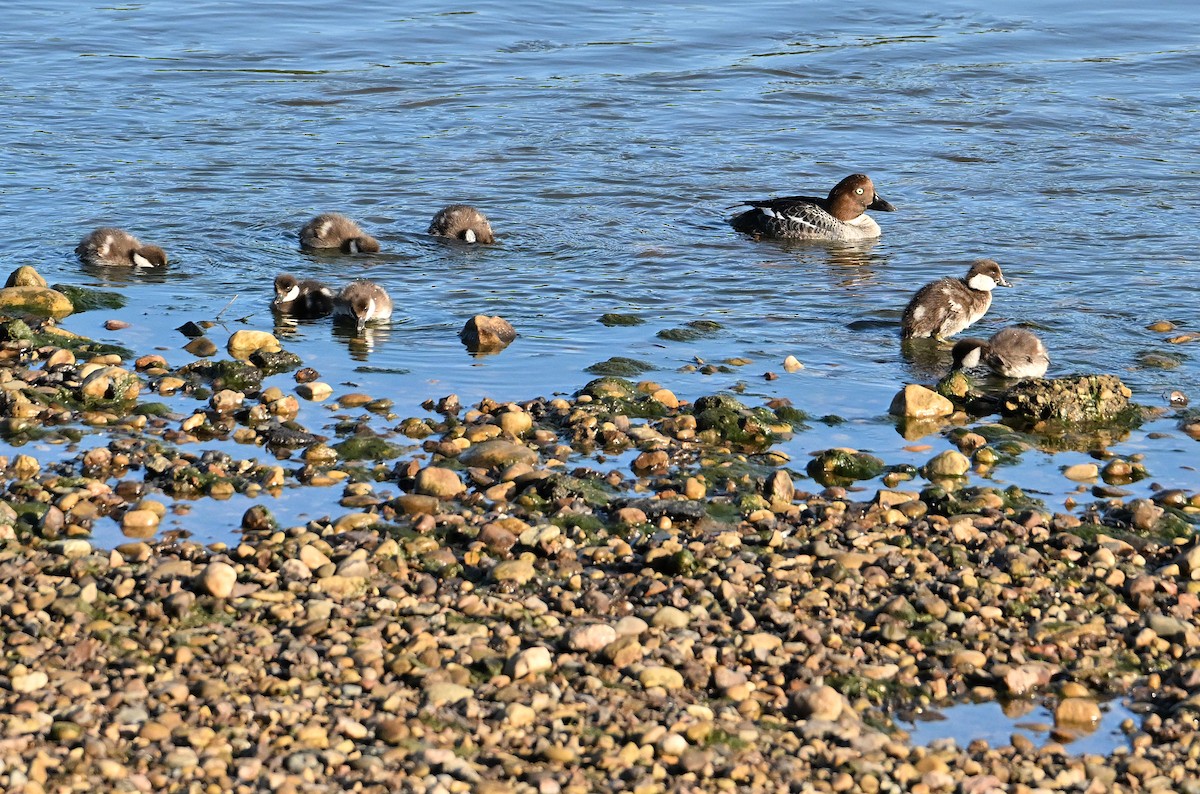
[748,237,892,290]
[900,337,955,382]
[902,699,1135,756]
[331,320,393,358]
[79,261,177,286]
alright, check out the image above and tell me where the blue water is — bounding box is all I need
[1,0,1198,548]
[903,699,1135,756]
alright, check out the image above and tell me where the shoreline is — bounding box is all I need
[1,305,1199,793]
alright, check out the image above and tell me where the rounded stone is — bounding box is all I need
[507,646,553,678]
[0,286,73,317]
[458,439,538,469]
[639,666,685,690]
[491,558,535,584]
[651,606,690,629]
[197,561,237,599]
[889,384,954,418]
[795,685,844,721]
[210,389,245,413]
[122,509,161,533]
[498,411,533,437]
[424,682,473,707]
[6,265,48,288]
[1063,463,1099,481]
[924,450,971,478]
[413,466,465,498]
[81,366,140,401]
[11,670,49,694]
[296,382,334,401]
[227,330,281,359]
[1054,697,1101,727]
[567,623,618,654]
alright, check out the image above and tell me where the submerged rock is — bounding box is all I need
[1001,375,1135,424]
[807,448,885,486]
[460,314,518,354]
[51,284,127,311]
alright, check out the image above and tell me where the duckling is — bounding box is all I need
[299,213,380,253]
[273,274,335,318]
[428,204,495,244]
[76,227,168,267]
[952,327,1049,379]
[333,279,392,333]
[730,173,896,241]
[901,259,1011,340]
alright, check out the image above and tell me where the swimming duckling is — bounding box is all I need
[273,274,335,318]
[901,259,1011,340]
[428,204,495,244]
[730,173,896,241]
[333,279,392,333]
[76,227,168,267]
[951,327,1049,379]
[299,213,380,253]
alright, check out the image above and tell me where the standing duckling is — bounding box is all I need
[428,204,495,244]
[299,213,380,253]
[76,227,168,267]
[901,259,1011,340]
[951,327,1049,379]
[730,173,896,241]
[333,279,392,333]
[273,274,335,318]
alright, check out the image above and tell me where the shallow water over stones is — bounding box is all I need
[903,698,1137,758]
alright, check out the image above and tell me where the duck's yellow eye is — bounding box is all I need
[855,187,864,194]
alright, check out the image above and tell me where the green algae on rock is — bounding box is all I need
[598,313,644,327]
[806,448,886,486]
[584,356,655,377]
[176,359,264,393]
[1001,374,1137,425]
[656,319,722,342]
[333,435,409,461]
[0,285,74,318]
[249,349,303,375]
[51,284,127,312]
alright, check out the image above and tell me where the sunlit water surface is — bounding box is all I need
[2,0,1198,548]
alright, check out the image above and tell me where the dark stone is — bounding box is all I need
[250,349,303,375]
[459,314,517,354]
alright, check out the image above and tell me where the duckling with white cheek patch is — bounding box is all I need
[952,327,1049,379]
[428,204,495,244]
[902,259,1011,340]
[299,213,380,253]
[333,279,392,334]
[76,227,168,268]
[273,274,335,318]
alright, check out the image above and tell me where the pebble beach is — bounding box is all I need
[1,283,1199,793]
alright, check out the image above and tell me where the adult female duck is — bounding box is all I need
[730,173,896,241]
